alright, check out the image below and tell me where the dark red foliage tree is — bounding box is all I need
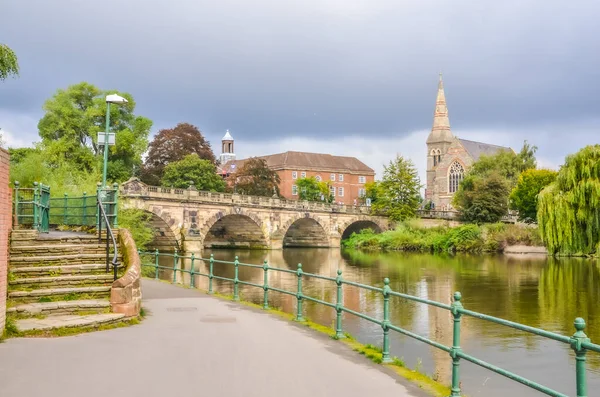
[140,123,216,185]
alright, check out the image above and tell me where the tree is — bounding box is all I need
[296,177,332,202]
[468,141,537,187]
[454,172,510,223]
[509,169,557,223]
[232,157,281,197]
[37,82,152,182]
[371,155,421,221]
[161,154,225,191]
[0,44,19,81]
[538,145,600,256]
[140,123,216,185]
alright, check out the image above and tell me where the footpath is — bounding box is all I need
[0,279,426,397]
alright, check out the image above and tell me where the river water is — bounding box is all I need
[149,248,600,397]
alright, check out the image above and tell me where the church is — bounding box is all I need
[425,75,512,210]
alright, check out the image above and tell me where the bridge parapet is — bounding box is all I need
[120,178,372,215]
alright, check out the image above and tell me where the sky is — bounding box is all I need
[1,0,599,181]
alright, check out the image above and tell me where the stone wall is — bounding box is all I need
[0,149,10,331]
[111,228,142,317]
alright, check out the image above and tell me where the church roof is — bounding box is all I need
[459,139,513,161]
[227,151,374,174]
[222,129,233,141]
[426,74,454,144]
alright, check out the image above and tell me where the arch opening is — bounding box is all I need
[341,220,383,240]
[204,214,267,249]
[146,211,179,252]
[283,218,329,248]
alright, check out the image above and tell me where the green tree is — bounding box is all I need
[37,82,152,182]
[371,155,421,221]
[454,172,510,223]
[233,157,281,197]
[0,43,19,81]
[469,141,537,186]
[296,177,332,202]
[538,145,600,256]
[161,154,225,191]
[140,123,216,185]
[509,169,557,223]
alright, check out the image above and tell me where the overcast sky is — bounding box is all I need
[1,0,599,181]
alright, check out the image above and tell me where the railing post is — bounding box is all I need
[335,269,345,339]
[105,223,110,273]
[190,253,195,288]
[262,260,269,310]
[381,278,392,363]
[33,182,39,230]
[154,249,159,279]
[450,291,463,397]
[173,249,178,283]
[96,182,101,230]
[295,263,304,321]
[63,193,68,225]
[233,256,240,301]
[572,317,590,397]
[82,192,87,225]
[13,181,20,227]
[112,182,119,228]
[208,254,214,294]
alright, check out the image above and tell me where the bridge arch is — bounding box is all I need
[281,214,330,248]
[340,217,386,241]
[200,209,268,249]
[145,207,181,252]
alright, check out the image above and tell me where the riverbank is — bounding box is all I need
[342,220,545,254]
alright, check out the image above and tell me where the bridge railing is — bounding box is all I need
[139,250,598,397]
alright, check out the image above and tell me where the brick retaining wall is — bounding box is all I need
[0,149,11,332]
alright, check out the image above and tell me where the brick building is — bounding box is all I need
[224,149,375,205]
[0,148,11,331]
[425,75,512,209]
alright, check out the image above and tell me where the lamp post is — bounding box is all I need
[101,94,128,187]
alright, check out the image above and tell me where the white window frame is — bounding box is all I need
[358,188,366,197]
[315,175,322,182]
[292,171,297,179]
[301,172,306,178]
[330,173,336,181]
[339,174,344,182]
[338,187,344,197]
[358,176,366,184]
[292,185,298,196]
[330,186,335,197]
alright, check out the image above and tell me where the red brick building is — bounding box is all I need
[225,151,375,205]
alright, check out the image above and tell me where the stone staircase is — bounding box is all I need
[7,229,127,334]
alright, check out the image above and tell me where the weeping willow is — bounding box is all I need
[538,145,600,256]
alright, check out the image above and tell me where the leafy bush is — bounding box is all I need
[118,208,154,251]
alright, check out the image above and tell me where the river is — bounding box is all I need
[149,248,600,396]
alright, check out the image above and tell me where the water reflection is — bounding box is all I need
[147,248,600,397]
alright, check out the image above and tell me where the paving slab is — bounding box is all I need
[15,313,125,331]
[0,279,427,397]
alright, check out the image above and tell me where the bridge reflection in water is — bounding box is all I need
[148,248,600,397]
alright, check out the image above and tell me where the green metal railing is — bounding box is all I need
[13,181,50,232]
[140,250,600,397]
[13,182,119,230]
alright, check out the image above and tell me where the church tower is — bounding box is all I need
[425,74,455,205]
[219,129,236,165]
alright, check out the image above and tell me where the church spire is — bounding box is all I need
[426,73,453,144]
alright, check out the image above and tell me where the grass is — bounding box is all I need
[154,278,452,397]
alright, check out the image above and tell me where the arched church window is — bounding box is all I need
[448,161,464,193]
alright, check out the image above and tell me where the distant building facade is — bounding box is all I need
[225,151,375,205]
[425,75,512,209]
[219,130,236,165]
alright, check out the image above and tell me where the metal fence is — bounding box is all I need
[13,181,50,232]
[140,250,599,397]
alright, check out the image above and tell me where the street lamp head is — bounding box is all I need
[105,94,128,104]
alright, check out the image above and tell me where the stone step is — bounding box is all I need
[9,274,114,289]
[15,313,125,332]
[10,264,109,278]
[10,244,118,256]
[7,300,110,316]
[9,253,122,267]
[8,286,111,303]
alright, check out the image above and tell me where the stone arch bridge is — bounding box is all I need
[120,179,390,252]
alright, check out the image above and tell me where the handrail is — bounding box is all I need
[97,193,119,281]
[138,251,597,397]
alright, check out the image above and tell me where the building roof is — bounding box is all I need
[226,151,375,174]
[458,139,513,161]
[222,129,233,141]
[426,73,454,144]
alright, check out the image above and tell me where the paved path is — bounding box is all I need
[0,279,426,397]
